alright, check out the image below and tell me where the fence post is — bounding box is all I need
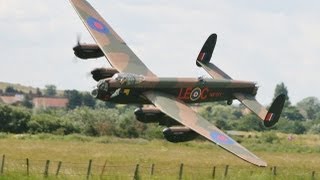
[87,159,92,180]
[150,163,155,176]
[56,161,62,176]
[178,163,184,180]
[224,165,229,177]
[312,171,315,180]
[0,154,5,175]
[133,164,140,180]
[26,158,29,176]
[100,160,107,177]
[272,166,277,176]
[44,160,50,178]
[212,166,216,179]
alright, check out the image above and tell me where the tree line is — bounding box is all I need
[1,82,320,137]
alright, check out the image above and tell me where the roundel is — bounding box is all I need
[210,132,235,145]
[87,17,110,34]
[190,87,201,101]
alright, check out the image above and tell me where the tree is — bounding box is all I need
[36,88,42,96]
[235,114,265,131]
[44,85,57,97]
[276,119,306,134]
[281,106,304,121]
[28,111,78,135]
[309,124,320,134]
[21,94,33,108]
[215,119,230,130]
[64,90,82,109]
[296,97,320,120]
[199,104,238,122]
[273,82,290,107]
[5,86,17,94]
[0,105,31,133]
[82,93,96,108]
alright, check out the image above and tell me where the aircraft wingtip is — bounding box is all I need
[252,158,267,167]
[258,162,267,167]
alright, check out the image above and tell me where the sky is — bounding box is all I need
[0,0,320,105]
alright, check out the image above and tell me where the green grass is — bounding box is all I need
[0,133,319,179]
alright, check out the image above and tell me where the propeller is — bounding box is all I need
[76,33,81,47]
[72,33,82,63]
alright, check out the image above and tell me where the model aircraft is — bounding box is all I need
[69,0,285,167]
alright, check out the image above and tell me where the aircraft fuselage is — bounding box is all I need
[94,76,257,104]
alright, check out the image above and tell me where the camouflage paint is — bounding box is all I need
[144,91,267,167]
[103,77,256,104]
[69,0,156,77]
[69,0,285,167]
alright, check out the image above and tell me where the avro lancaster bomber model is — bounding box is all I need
[69,0,285,167]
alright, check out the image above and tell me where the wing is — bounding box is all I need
[143,91,267,167]
[69,0,156,77]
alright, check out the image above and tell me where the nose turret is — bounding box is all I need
[91,78,110,100]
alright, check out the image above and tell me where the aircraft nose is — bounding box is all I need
[91,88,99,98]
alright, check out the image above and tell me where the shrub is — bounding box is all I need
[0,105,31,133]
[262,132,279,144]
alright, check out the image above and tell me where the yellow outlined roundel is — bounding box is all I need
[190,87,201,101]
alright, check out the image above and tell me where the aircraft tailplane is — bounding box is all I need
[197,34,286,127]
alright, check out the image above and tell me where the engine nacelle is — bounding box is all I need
[134,107,181,126]
[162,127,198,143]
[73,44,104,59]
[91,68,119,81]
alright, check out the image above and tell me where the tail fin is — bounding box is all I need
[196,33,232,80]
[196,34,217,66]
[234,93,286,127]
[263,94,286,127]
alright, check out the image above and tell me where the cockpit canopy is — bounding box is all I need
[112,73,145,85]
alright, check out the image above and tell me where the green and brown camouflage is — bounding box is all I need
[93,75,257,104]
[196,34,285,127]
[69,0,285,167]
[69,0,156,77]
[144,91,267,167]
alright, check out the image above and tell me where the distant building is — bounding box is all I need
[0,94,25,105]
[32,97,68,109]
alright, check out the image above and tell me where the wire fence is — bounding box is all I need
[0,154,318,179]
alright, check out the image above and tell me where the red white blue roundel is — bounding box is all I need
[190,87,201,101]
[210,132,235,145]
[87,17,110,34]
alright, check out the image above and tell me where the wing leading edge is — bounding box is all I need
[69,0,156,77]
[143,91,267,167]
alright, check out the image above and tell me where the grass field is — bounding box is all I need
[0,133,319,179]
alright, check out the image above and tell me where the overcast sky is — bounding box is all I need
[0,0,319,105]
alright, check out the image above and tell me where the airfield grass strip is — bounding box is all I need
[0,156,318,180]
[0,133,319,179]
